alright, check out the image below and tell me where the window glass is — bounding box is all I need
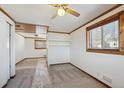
[89,27,102,49]
[88,20,119,50]
[103,20,119,49]
[35,40,46,49]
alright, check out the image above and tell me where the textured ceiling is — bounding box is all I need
[0,4,116,33]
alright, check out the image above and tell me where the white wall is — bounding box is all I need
[15,25,47,63]
[48,32,70,65]
[70,5,124,88]
[24,38,46,58]
[15,34,25,63]
[15,36,47,63]
[0,11,15,87]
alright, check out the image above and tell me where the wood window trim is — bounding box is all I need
[86,11,123,31]
[34,40,46,49]
[69,4,123,34]
[86,11,124,55]
[86,49,124,55]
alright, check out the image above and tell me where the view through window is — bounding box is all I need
[89,20,119,50]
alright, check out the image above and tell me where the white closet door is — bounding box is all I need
[0,12,15,88]
[0,14,9,87]
[6,22,11,80]
[0,13,6,87]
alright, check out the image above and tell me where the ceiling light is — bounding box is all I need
[57,8,65,16]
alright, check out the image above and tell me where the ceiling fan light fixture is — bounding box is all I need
[57,8,65,16]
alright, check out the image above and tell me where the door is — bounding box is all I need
[6,22,11,80]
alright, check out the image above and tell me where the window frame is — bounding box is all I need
[89,26,102,49]
[34,40,46,49]
[86,11,124,55]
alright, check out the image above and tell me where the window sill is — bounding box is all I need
[86,49,124,55]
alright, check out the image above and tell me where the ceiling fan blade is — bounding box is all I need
[48,4,68,7]
[51,14,57,19]
[66,8,80,17]
[51,8,58,19]
[51,10,58,19]
[60,4,68,6]
[48,4,58,7]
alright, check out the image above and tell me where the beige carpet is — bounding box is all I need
[6,58,107,88]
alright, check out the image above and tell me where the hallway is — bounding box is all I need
[6,58,107,88]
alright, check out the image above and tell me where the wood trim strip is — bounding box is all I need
[86,49,124,55]
[16,58,25,65]
[25,57,46,59]
[48,31,70,34]
[2,75,16,88]
[2,83,7,88]
[24,37,46,39]
[86,11,124,55]
[10,75,16,79]
[86,11,123,31]
[49,62,70,66]
[16,22,49,29]
[69,63,112,88]
[1,5,122,34]
[69,4,123,34]
[0,7,15,23]
[16,33,25,37]
[16,33,47,39]
[51,62,111,88]
[16,22,49,34]
[16,57,46,65]
[119,13,124,52]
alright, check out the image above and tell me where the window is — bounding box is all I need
[86,11,124,55]
[35,40,46,49]
[89,27,102,49]
[89,20,119,50]
[102,20,119,49]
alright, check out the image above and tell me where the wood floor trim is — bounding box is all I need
[10,75,16,79]
[25,57,46,59]
[2,83,7,88]
[50,62,111,87]
[4,59,112,88]
[4,60,111,88]
[16,57,46,65]
[69,63,112,88]
[16,58,25,65]
[2,75,16,88]
[49,62,70,66]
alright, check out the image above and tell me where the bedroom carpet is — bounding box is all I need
[6,58,107,88]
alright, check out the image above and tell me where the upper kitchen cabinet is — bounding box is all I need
[15,23,48,39]
[15,23,36,33]
[36,25,48,35]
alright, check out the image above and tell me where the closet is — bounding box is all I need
[0,11,15,88]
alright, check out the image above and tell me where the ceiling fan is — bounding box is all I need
[49,4,80,19]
